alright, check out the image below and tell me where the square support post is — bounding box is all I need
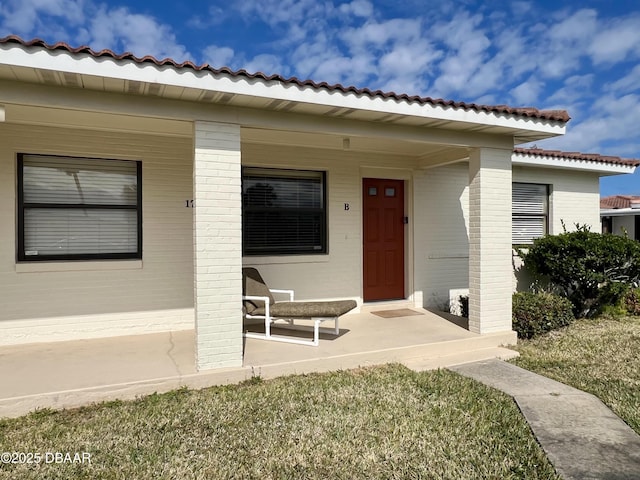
[468,147,513,334]
[193,121,243,370]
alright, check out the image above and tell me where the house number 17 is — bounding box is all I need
[185,200,194,208]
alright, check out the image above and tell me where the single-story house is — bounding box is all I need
[1,36,638,371]
[601,195,640,238]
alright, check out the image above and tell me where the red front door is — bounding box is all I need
[363,178,405,301]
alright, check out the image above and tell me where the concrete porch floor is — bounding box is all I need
[0,307,517,418]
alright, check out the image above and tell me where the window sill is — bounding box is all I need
[15,260,143,273]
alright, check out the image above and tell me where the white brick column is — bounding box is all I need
[468,147,513,334]
[193,121,243,370]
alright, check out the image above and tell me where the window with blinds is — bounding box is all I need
[242,167,326,255]
[512,182,548,244]
[17,154,142,261]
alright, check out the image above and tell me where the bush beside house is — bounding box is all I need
[512,292,575,339]
[457,227,640,339]
[521,226,640,318]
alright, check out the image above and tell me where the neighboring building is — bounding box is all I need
[0,36,638,372]
[601,195,640,239]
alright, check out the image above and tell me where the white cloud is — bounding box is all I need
[430,12,491,97]
[202,45,236,68]
[0,0,85,37]
[539,93,640,156]
[338,0,373,18]
[588,14,640,65]
[234,0,330,28]
[341,18,423,49]
[88,6,189,61]
[607,65,640,94]
[510,77,544,105]
[245,54,289,76]
[0,0,190,61]
[547,74,594,105]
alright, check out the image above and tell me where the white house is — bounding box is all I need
[601,195,640,238]
[0,36,637,372]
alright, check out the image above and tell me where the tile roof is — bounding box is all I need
[514,147,640,168]
[600,195,640,209]
[0,35,571,123]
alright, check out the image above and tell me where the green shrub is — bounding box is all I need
[623,288,640,315]
[521,225,640,317]
[512,292,575,339]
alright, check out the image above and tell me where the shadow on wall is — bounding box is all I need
[513,251,536,292]
[413,162,470,312]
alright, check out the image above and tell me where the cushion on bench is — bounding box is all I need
[250,300,357,318]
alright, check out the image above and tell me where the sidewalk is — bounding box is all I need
[450,359,640,480]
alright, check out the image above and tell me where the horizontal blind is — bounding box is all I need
[242,168,323,208]
[22,155,138,205]
[512,216,546,244]
[512,183,548,244]
[23,209,138,256]
[512,183,547,214]
[242,168,325,255]
[20,155,141,259]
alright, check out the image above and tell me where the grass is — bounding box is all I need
[0,364,559,479]
[513,314,640,435]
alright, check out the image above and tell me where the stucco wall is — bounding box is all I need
[0,123,194,345]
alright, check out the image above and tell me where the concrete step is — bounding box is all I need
[402,347,519,372]
[249,331,518,379]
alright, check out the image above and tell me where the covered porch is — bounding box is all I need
[0,37,568,393]
[0,306,516,418]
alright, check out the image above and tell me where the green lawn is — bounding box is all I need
[513,315,640,435]
[0,365,558,479]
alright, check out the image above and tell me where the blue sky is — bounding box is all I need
[1,0,639,196]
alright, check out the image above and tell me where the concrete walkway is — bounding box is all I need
[450,359,640,480]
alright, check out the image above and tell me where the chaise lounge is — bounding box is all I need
[242,267,357,346]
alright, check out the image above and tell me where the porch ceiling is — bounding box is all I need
[0,41,565,145]
[241,126,469,161]
[2,101,471,163]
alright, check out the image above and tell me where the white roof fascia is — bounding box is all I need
[600,208,640,217]
[513,152,636,175]
[0,44,566,137]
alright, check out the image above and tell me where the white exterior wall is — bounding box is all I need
[512,166,601,291]
[0,123,194,345]
[241,143,416,304]
[193,121,243,370]
[468,148,513,334]
[612,216,636,238]
[513,166,601,233]
[413,162,469,310]
[0,119,605,346]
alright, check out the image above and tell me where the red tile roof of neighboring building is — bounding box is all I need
[600,195,640,209]
[0,35,571,123]
[514,148,640,168]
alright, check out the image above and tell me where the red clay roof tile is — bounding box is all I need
[600,195,640,209]
[0,35,571,123]
[514,147,640,168]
